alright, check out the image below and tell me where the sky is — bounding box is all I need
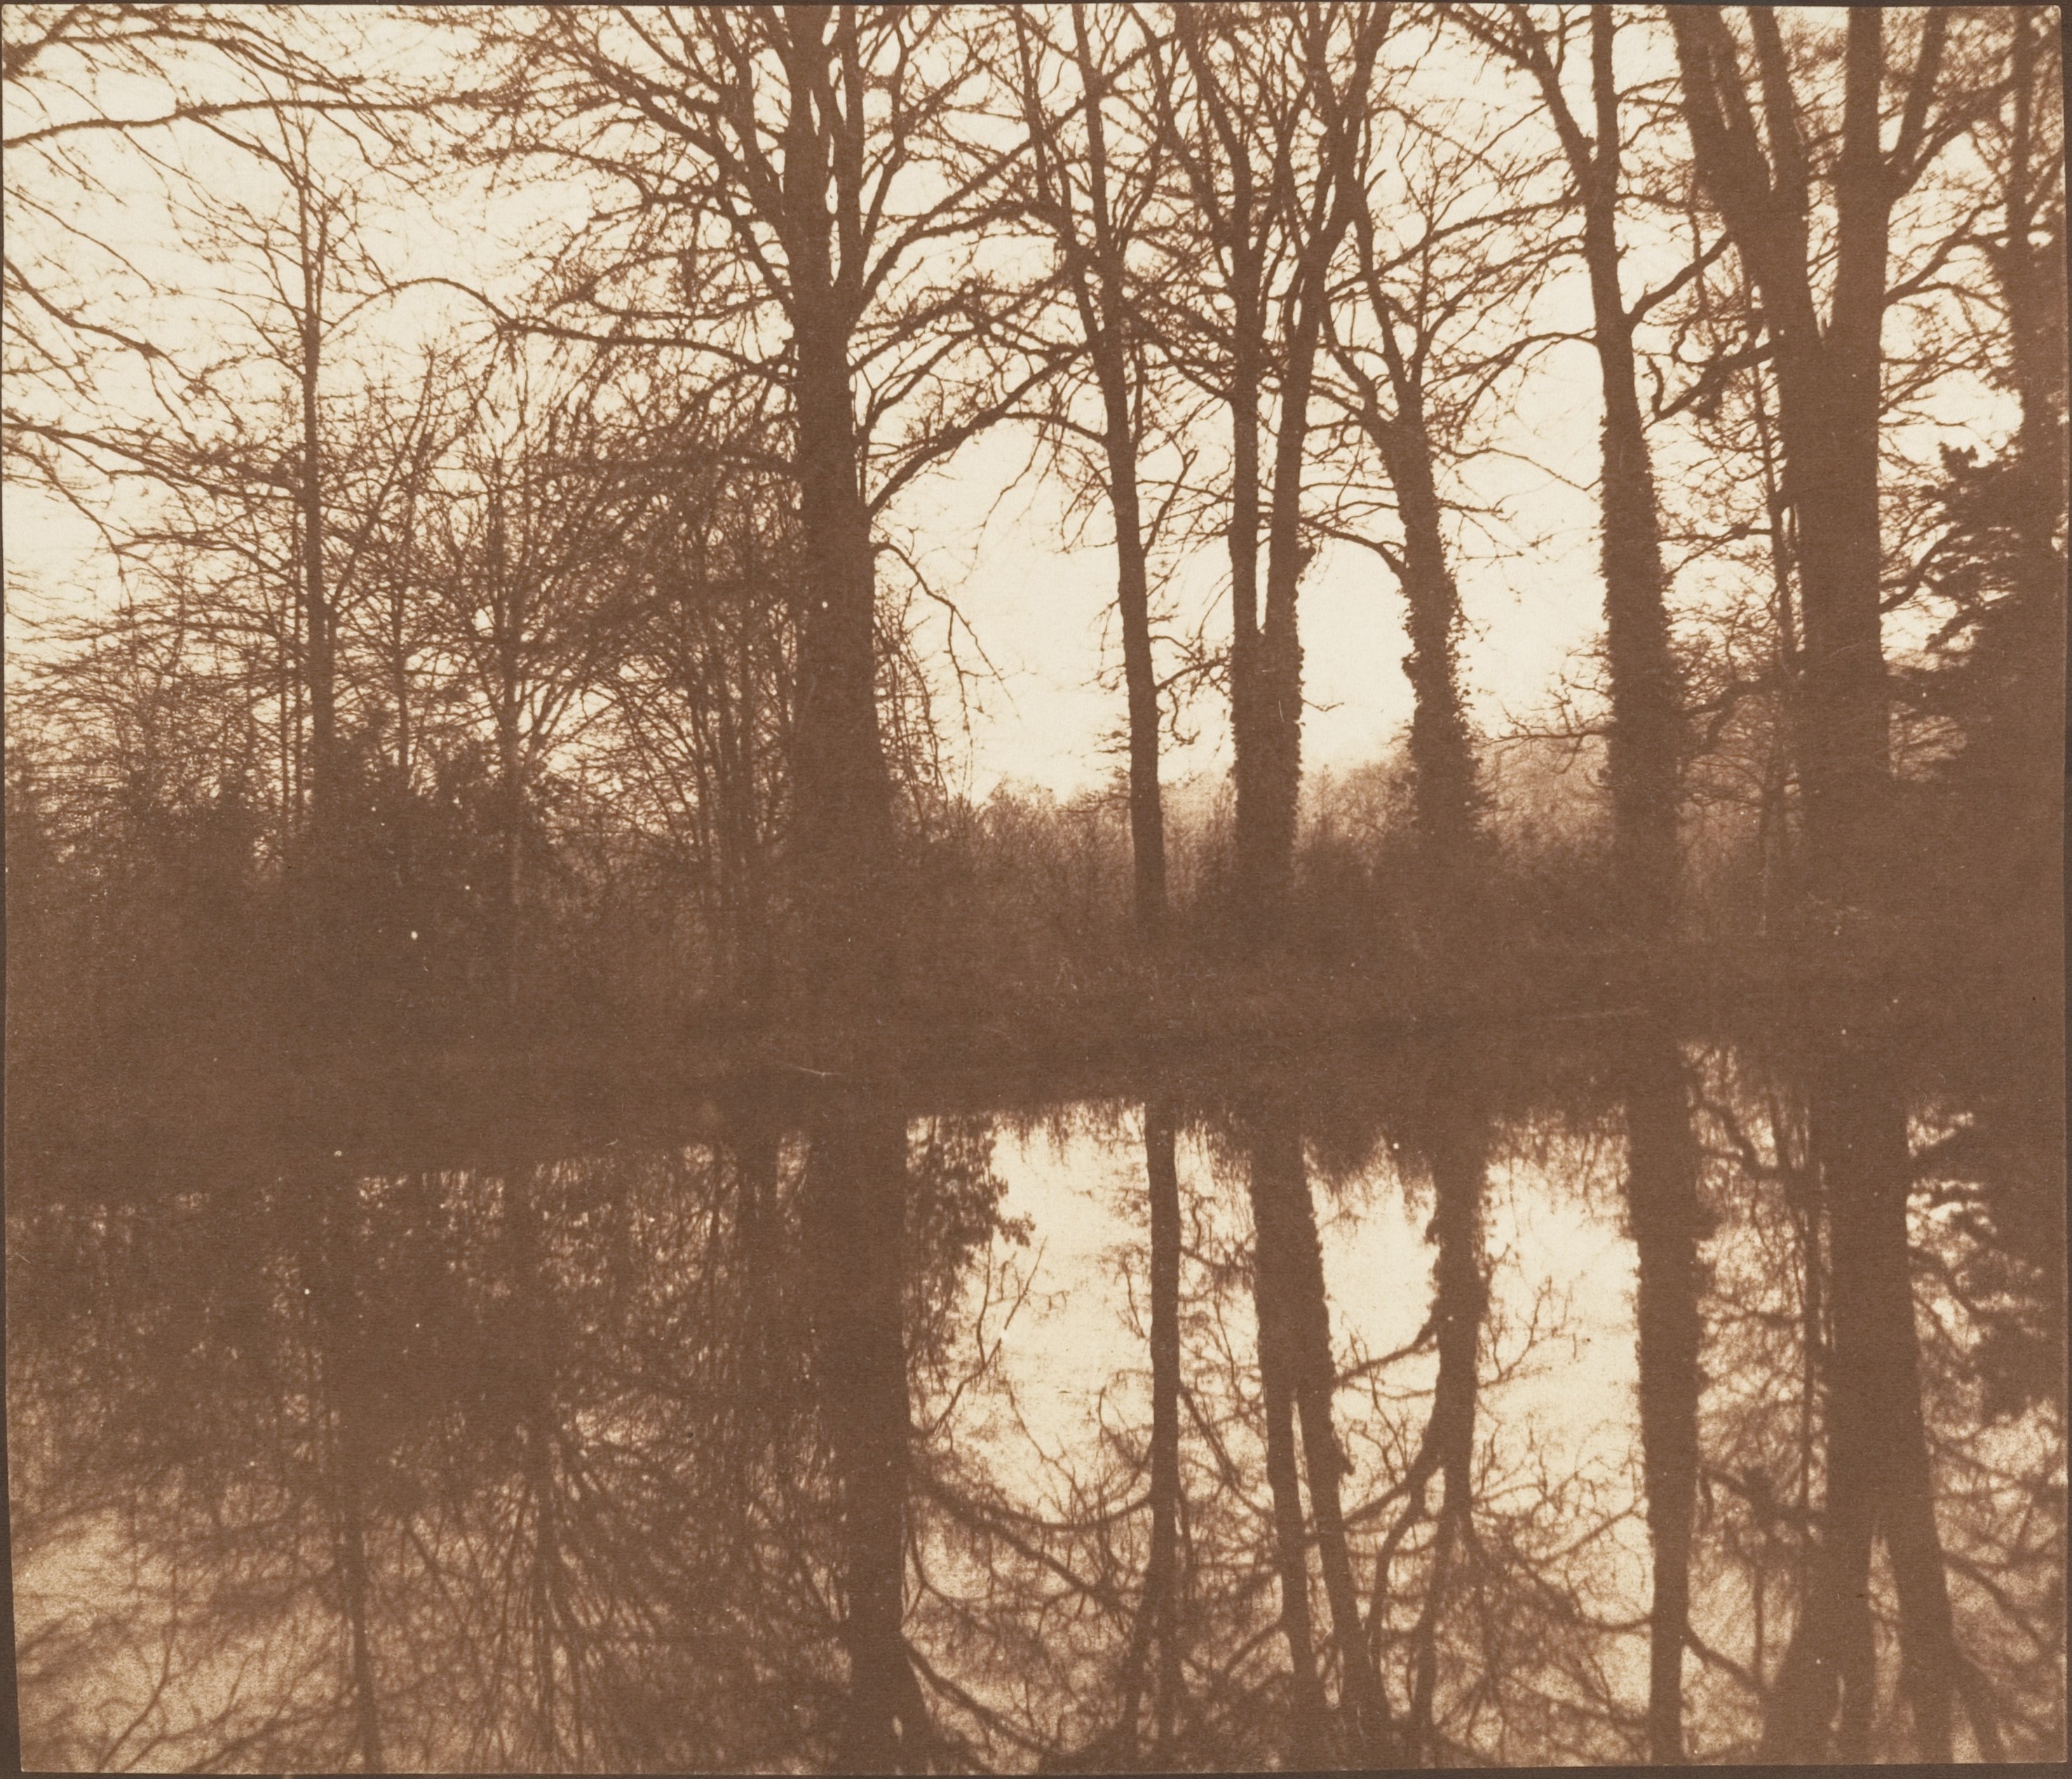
[3,6,2019,806]
[914,386,1607,802]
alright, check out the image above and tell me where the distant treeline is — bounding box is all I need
[4,6,2062,1069]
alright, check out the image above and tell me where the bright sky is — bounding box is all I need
[3,6,2021,804]
[910,384,1607,801]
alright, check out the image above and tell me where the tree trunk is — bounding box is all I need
[1111,432,1169,947]
[1670,7,1930,924]
[1775,14,1892,924]
[1227,283,1270,942]
[1585,6,1681,942]
[1224,4,1386,944]
[497,698,523,1015]
[780,10,898,1010]
[1381,371,1487,954]
[791,319,898,1007]
[297,221,336,832]
[1069,9,1168,946]
[1252,297,1325,940]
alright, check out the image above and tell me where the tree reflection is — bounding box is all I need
[8,1021,2063,1771]
[1241,1094,1390,1766]
[802,1105,931,1771]
[1688,1022,2062,1763]
[306,1156,384,1771]
[1357,1052,1494,1766]
[1760,1027,1977,1763]
[1622,1018,1703,1764]
[1090,1099,1186,1770]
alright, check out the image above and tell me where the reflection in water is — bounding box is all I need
[8,1023,2064,1770]
[1763,1027,1980,1764]
[1624,1018,1702,1764]
[1139,1100,1183,1768]
[1364,1050,1491,1768]
[1242,1094,1390,1767]
[310,1156,384,1774]
[805,1106,929,1769]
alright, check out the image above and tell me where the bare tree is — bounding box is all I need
[1141,1,1393,942]
[1452,4,1716,942]
[416,355,659,1010]
[600,395,799,1010]
[1318,40,1557,956]
[1008,4,1182,945]
[469,6,1054,1008]
[1667,6,1987,926]
[1,7,369,480]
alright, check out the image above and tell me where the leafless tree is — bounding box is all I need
[1139,1,1393,942]
[1667,6,1993,926]
[1008,4,1189,945]
[463,5,1057,1006]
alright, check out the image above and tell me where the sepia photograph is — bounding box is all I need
[3,4,2064,1770]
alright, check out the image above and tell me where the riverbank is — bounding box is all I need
[8,927,2053,1178]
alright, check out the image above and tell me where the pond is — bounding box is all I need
[8,1016,2064,1769]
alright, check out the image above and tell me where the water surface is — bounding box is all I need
[9,1020,2064,1768]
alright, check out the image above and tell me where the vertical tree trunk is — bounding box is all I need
[1374,349,1487,954]
[1113,458,1169,947]
[1221,4,1387,943]
[1067,8,1168,946]
[1253,297,1325,938]
[1396,442,1481,900]
[1671,7,1945,923]
[287,176,341,1034]
[390,588,412,788]
[1161,8,1273,948]
[1777,13,1894,922]
[1584,6,1681,942]
[776,10,899,1010]
[1227,285,1269,940]
[790,317,898,1007]
[296,197,337,832]
[732,536,778,1004]
[498,700,523,1015]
